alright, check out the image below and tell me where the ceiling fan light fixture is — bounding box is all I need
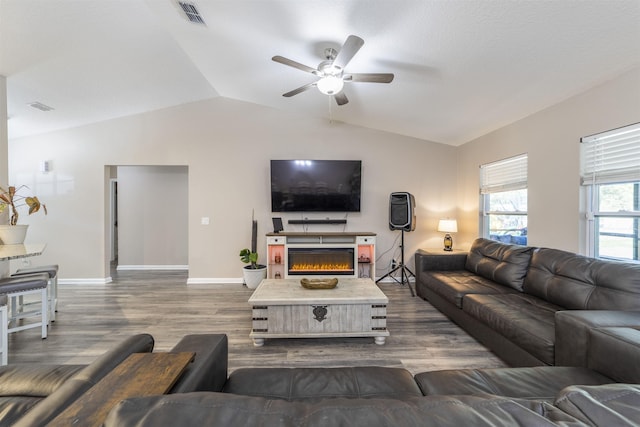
[316,75,344,95]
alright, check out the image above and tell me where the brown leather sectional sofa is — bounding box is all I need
[1,329,638,426]
[104,329,639,426]
[414,238,640,367]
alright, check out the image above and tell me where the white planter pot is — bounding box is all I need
[0,225,29,245]
[243,265,267,289]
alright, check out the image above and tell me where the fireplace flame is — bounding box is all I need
[290,263,351,271]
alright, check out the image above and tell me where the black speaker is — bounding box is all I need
[389,192,416,231]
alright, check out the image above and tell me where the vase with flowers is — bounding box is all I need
[0,185,47,244]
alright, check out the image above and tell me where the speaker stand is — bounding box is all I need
[376,229,415,297]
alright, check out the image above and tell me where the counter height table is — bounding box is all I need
[0,243,46,262]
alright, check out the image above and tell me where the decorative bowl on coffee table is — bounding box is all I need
[300,278,338,289]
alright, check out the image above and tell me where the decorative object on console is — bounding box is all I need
[437,219,458,251]
[272,217,283,233]
[0,185,47,244]
[300,277,338,289]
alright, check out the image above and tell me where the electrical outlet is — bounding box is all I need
[391,259,397,269]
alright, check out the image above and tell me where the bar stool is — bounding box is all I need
[12,264,58,322]
[0,274,48,339]
[0,295,7,366]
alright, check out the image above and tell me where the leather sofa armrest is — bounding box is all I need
[14,333,155,427]
[168,334,228,393]
[554,311,640,367]
[415,249,467,272]
[588,327,640,383]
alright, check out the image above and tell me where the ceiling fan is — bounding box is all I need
[272,35,394,106]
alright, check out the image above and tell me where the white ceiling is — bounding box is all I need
[2,0,639,146]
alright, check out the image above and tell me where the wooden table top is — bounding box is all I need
[249,278,388,305]
[0,243,46,261]
[48,352,194,427]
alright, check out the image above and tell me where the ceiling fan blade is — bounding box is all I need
[283,82,316,97]
[332,35,364,70]
[272,56,318,75]
[344,73,395,83]
[334,92,349,106]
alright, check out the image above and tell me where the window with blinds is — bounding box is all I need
[479,154,528,245]
[480,154,528,194]
[580,122,640,262]
[581,123,640,185]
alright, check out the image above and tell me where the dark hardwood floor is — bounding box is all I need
[8,270,506,374]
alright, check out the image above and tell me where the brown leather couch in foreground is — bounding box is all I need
[0,333,226,427]
[1,329,637,426]
[104,329,639,426]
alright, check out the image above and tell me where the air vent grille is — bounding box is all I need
[28,102,54,112]
[178,1,206,25]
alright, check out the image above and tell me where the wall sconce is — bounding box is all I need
[437,219,458,251]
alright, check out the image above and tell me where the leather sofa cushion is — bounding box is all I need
[588,327,640,383]
[554,384,640,426]
[105,392,563,427]
[414,366,612,402]
[524,248,640,310]
[554,311,640,368]
[463,294,559,365]
[465,238,533,291]
[222,367,422,400]
[419,270,516,308]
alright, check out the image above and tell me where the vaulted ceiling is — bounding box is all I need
[1,0,639,145]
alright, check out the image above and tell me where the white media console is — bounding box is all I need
[266,232,376,280]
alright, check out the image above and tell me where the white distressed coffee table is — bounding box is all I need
[248,278,389,347]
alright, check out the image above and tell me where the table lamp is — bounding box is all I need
[437,219,458,251]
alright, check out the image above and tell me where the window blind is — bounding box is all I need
[480,154,528,194]
[581,122,640,185]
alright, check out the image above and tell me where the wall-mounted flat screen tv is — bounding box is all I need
[271,160,362,212]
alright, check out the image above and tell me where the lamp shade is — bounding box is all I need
[316,76,344,95]
[437,219,458,233]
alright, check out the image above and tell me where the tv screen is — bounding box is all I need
[271,160,362,212]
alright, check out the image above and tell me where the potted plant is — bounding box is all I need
[0,185,47,244]
[239,248,266,289]
[240,213,266,289]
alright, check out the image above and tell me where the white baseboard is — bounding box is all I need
[59,277,113,285]
[116,265,189,271]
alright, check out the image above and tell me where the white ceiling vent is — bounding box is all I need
[28,102,55,112]
[178,2,206,25]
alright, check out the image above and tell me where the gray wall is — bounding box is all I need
[456,67,640,253]
[8,66,639,282]
[116,165,188,269]
[8,98,455,282]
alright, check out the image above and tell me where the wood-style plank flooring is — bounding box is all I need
[8,270,506,375]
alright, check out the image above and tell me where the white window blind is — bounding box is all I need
[581,122,640,185]
[480,154,528,194]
